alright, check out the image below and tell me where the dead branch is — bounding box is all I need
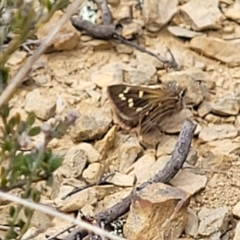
[70,0,181,70]
[62,120,196,240]
[62,172,116,200]
[94,0,113,25]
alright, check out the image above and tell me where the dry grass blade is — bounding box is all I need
[0,191,126,240]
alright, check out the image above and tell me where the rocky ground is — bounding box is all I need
[3,0,240,239]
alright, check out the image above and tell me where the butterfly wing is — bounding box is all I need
[107,83,186,133]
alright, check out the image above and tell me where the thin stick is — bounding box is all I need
[63,120,197,239]
[0,191,125,240]
[0,0,84,110]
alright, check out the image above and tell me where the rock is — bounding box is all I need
[123,65,157,85]
[225,1,240,23]
[58,185,115,212]
[161,68,206,106]
[199,124,238,142]
[128,150,156,185]
[186,149,198,166]
[235,115,240,131]
[234,221,240,240]
[156,135,177,158]
[153,155,171,176]
[80,35,93,42]
[222,25,235,34]
[36,11,80,51]
[208,139,240,155]
[91,63,123,88]
[85,89,101,103]
[58,187,98,212]
[81,204,95,219]
[198,153,231,173]
[56,97,66,115]
[190,36,240,67]
[76,143,100,163]
[107,0,120,7]
[197,207,231,238]
[124,183,190,240]
[84,39,113,50]
[70,102,112,142]
[198,101,212,118]
[54,185,75,206]
[57,146,88,178]
[7,51,27,65]
[204,114,223,124]
[160,109,194,134]
[142,0,178,32]
[180,0,223,31]
[170,169,207,195]
[139,128,163,149]
[25,89,56,120]
[112,4,132,23]
[95,188,132,212]
[94,125,117,160]
[82,162,103,184]
[118,136,142,173]
[115,44,133,54]
[233,201,240,218]
[20,210,54,239]
[211,93,240,116]
[168,26,203,38]
[107,172,135,187]
[121,22,141,39]
[185,208,199,237]
[135,50,165,70]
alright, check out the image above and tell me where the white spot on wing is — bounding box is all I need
[123,87,130,93]
[128,98,133,103]
[128,102,134,108]
[139,91,144,98]
[118,93,126,100]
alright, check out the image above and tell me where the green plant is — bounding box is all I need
[0,0,80,239]
[0,107,78,239]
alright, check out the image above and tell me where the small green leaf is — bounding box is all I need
[44,0,52,11]
[9,206,16,218]
[24,207,33,218]
[31,189,41,203]
[28,126,41,136]
[5,228,18,239]
[0,105,10,118]
[0,166,7,188]
[9,171,21,185]
[1,174,7,188]
[0,67,9,93]
[26,112,36,126]
[17,219,25,229]
[18,121,28,134]
[12,153,26,169]
[46,175,53,187]
[1,140,13,152]
[49,155,63,172]
[8,113,21,129]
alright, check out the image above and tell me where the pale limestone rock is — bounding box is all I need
[25,89,56,120]
[124,183,190,240]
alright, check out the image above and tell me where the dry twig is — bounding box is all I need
[62,119,196,240]
[71,0,180,70]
